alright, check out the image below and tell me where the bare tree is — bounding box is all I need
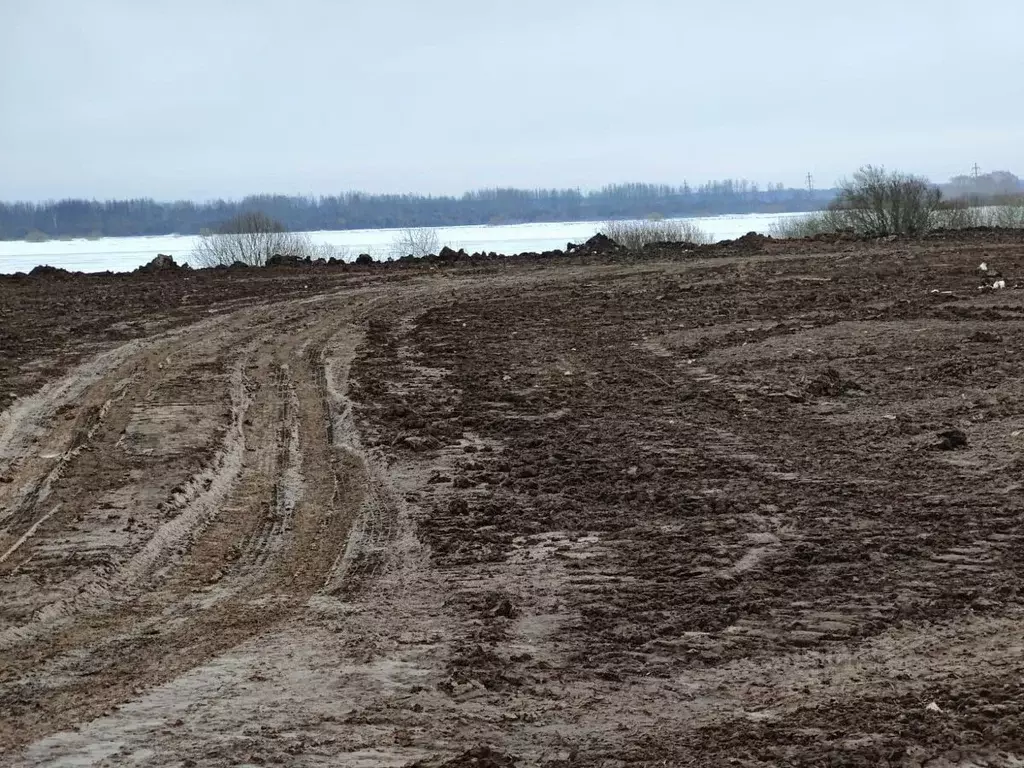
[191,212,315,267]
[830,166,940,236]
[388,227,441,259]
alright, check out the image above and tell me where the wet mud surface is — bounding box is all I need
[2,234,1024,765]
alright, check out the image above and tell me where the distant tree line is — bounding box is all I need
[941,170,1023,200]
[0,181,837,241]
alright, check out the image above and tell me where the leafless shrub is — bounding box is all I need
[929,198,1024,230]
[830,165,941,236]
[599,219,711,249]
[991,202,1024,229]
[768,210,846,239]
[772,167,944,238]
[388,227,441,259]
[191,212,316,267]
[931,199,985,230]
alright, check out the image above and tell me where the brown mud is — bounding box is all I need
[2,233,1024,766]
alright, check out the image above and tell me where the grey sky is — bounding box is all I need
[2,0,1022,201]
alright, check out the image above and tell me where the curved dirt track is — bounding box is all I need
[3,239,1024,766]
[0,281,426,758]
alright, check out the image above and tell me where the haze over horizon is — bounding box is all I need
[2,0,1022,202]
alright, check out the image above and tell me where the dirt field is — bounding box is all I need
[2,233,1024,767]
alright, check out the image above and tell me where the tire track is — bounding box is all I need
[0,369,136,531]
[319,325,402,598]
[0,312,241,516]
[0,300,331,647]
[0,340,146,472]
[323,466,400,598]
[0,378,131,557]
[112,350,254,591]
[0,349,253,649]
[0,324,243,589]
[233,365,303,574]
[0,290,383,753]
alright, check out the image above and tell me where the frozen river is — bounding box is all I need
[0,212,807,274]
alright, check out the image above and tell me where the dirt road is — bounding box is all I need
[2,236,1024,766]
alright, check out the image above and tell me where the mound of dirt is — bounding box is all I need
[28,264,73,279]
[716,231,769,252]
[265,253,311,267]
[137,253,183,273]
[566,233,621,257]
[433,246,468,263]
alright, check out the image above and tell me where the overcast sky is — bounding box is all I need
[1,0,1022,201]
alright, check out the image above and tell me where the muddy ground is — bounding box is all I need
[2,233,1024,766]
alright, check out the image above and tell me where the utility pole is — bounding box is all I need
[806,173,814,194]
[973,163,981,179]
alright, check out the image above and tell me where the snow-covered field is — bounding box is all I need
[0,212,806,274]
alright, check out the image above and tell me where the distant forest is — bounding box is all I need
[0,181,835,240]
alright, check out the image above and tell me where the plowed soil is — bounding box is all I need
[2,234,1024,767]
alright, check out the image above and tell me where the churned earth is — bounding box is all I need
[1,232,1024,767]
